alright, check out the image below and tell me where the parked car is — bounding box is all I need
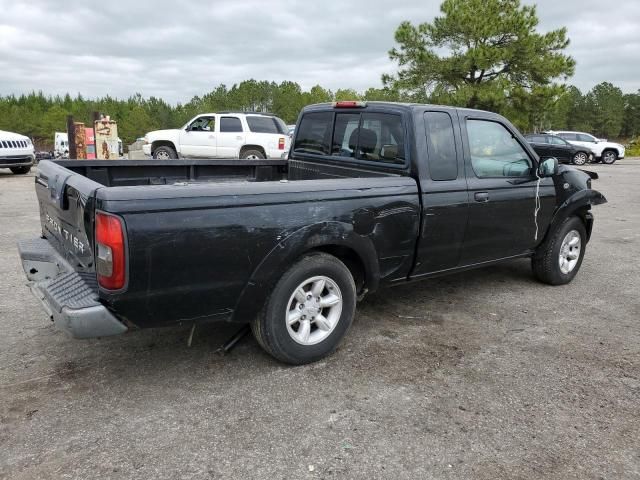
[547,130,625,164]
[524,133,591,165]
[19,101,607,365]
[35,151,54,162]
[0,130,35,174]
[142,112,291,160]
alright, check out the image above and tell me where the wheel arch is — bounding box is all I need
[239,144,267,158]
[151,140,177,156]
[541,190,606,246]
[231,222,380,323]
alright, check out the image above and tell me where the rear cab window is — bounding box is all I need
[293,109,406,166]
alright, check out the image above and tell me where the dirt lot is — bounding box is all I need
[1,161,639,480]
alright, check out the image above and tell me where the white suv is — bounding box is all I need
[0,130,35,174]
[547,130,625,164]
[143,112,291,160]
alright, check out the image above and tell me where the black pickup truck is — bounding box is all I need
[18,101,606,364]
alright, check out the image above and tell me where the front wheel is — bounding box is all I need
[601,150,617,165]
[532,216,587,285]
[251,252,356,364]
[153,146,177,160]
[572,152,588,166]
[10,166,31,174]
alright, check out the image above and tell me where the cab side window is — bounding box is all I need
[466,120,532,178]
[425,112,457,181]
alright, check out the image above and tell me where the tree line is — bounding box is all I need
[0,80,638,149]
[0,0,639,149]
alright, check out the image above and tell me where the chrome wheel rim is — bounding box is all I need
[245,154,260,160]
[286,276,342,346]
[603,151,616,164]
[155,150,170,160]
[559,229,581,274]
[574,153,587,165]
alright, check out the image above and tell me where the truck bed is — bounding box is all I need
[55,159,288,186]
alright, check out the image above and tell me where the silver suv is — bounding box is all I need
[547,130,625,164]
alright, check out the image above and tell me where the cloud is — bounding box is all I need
[0,0,638,104]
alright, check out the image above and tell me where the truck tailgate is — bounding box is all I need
[35,160,100,269]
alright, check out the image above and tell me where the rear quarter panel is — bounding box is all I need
[96,177,419,327]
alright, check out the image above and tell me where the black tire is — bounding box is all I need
[532,216,587,285]
[153,145,177,159]
[572,152,588,166]
[240,148,265,160]
[601,150,617,165]
[251,252,356,365]
[10,166,31,174]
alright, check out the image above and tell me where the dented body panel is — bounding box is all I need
[20,103,606,337]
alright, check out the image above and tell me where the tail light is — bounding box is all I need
[95,211,126,290]
[278,137,285,150]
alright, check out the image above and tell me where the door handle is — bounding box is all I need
[474,192,489,202]
[208,135,215,139]
[236,136,243,140]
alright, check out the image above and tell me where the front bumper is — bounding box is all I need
[0,154,35,168]
[17,238,127,338]
[142,144,151,156]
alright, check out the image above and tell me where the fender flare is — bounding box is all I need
[541,189,606,245]
[231,221,380,322]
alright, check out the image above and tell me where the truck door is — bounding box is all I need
[179,116,217,158]
[459,117,556,265]
[217,116,246,158]
[411,110,469,276]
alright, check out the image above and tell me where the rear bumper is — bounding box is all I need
[17,238,128,338]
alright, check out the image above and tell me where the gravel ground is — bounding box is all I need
[1,161,639,480]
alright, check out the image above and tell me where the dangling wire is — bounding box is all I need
[534,165,541,241]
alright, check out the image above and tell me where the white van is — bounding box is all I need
[54,132,69,158]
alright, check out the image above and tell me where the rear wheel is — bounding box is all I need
[10,166,31,174]
[240,149,265,160]
[153,146,177,160]
[602,150,617,164]
[532,216,586,285]
[572,152,588,166]
[251,252,356,364]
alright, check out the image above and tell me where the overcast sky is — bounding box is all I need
[0,0,638,104]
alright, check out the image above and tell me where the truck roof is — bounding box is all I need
[302,101,502,119]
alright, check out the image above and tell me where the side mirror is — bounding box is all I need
[538,157,558,177]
